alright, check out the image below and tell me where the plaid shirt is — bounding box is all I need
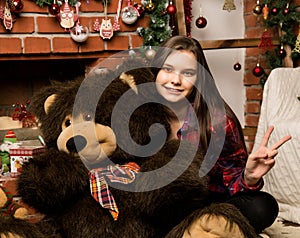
[177,104,263,197]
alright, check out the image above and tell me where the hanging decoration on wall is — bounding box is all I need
[0,3,16,30]
[113,0,122,31]
[166,1,176,15]
[291,24,300,56]
[144,0,155,13]
[252,62,265,77]
[278,44,287,59]
[233,62,241,71]
[8,0,24,13]
[262,4,269,20]
[195,5,207,29]
[184,0,193,37]
[48,0,60,15]
[133,2,145,16]
[70,19,89,43]
[222,0,236,12]
[56,0,79,30]
[99,0,113,39]
[252,0,262,15]
[258,29,273,48]
[121,0,139,25]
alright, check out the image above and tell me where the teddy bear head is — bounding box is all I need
[30,60,172,169]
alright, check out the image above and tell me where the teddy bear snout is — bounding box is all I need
[66,135,87,153]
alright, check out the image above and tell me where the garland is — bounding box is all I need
[33,0,110,8]
[261,0,300,69]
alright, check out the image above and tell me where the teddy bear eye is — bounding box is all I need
[65,119,72,127]
[84,114,92,121]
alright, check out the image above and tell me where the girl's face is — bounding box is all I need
[156,50,197,103]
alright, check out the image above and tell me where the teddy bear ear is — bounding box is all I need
[44,94,57,114]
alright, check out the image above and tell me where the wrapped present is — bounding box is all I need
[9,146,45,177]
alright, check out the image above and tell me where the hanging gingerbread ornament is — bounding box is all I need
[0,3,16,30]
[252,0,262,16]
[166,1,176,15]
[121,0,139,25]
[56,0,79,30]
[252,63,264,77]
[145,0,155,13]
[49,0,60,16]
[99,0,113,39]
[195,5,207,29]
[262,4,269,20]
[222,0,236,12]
[8,0,23,13]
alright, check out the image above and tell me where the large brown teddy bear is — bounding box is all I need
[1,60,256,238]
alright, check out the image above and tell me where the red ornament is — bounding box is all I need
[49,3,60,15]
[278,45,286,59]
[271,7,278,15]
[195,16,207,28]
[166,3,177,15]
[8,0,24,13]
[233,62,241,71]
[252,63,264,77]
[133,3,145,16]
[283,8,289,15]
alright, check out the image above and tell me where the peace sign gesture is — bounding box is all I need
[243,126,292,187]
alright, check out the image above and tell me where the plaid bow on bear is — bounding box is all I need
[89,162,140,220]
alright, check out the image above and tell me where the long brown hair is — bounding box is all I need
[151,36,246,153]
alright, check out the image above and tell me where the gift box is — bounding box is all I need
[9,145,45,177]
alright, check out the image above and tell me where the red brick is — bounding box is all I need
[246,87,263,100]
[9,17,35,33]
[244,72,260,85]
[131,35,144,48]
[37,17,66,33]
[24,37,51,54]
[245,101,261,114]
[106,36,129,51]
[245,115,259,127]
[52,37,79,53]
[80,1,103,12]
[80,36,105,53]
[0,38,22,54]
[244,14,259,28]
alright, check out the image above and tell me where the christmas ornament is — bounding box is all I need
[252,63,264,77]
[99,0,113,39]
[133,2,145,16]
[222,0,236,12]
[258,29,273,48]
[278,44,286,59]
[145,0,155,13]
[113,0,122,31]
[93,18,100,31]
[271,7,278,15]
[262,4,269,20]
[12,100,37,128]
[145,47,156,60]
[70,21,89,43]
[283,3,290,15]
[195,5,207,29]
[166,1,176,15]
[184,0,193,37]
[291,26,300,55]
[233,62,241,71]
[0,4,16,30]
[8,0,24,13]
[49,0,60,15]
[121,0,139,25]
[252,0,262,15]
[56,0,79,30]
[195,16,207,28]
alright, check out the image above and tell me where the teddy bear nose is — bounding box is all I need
[66,135,87,153]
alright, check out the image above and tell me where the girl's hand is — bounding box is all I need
[244,126,292,186]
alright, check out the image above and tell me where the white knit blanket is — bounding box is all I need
[253,67,300,224]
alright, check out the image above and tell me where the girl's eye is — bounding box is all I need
[162,66,173,73]
[84,114,92,121]
[182,70,196,77]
